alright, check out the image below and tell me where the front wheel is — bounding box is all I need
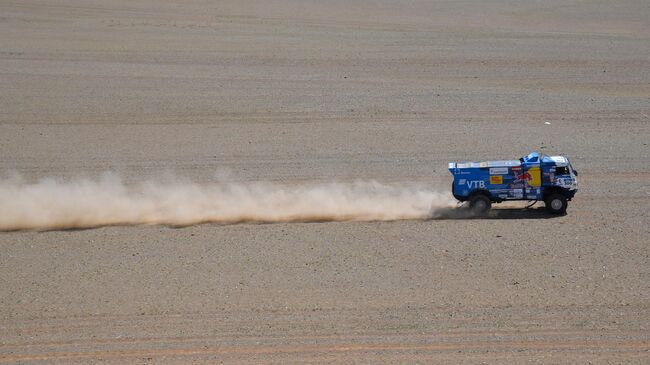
[545,193,567,214]
[469,194,491,216]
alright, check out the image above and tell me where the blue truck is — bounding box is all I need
[448,152,578,215]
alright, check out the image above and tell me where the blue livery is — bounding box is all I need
[448,152,578,214]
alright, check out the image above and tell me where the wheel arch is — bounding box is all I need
[543,186,566,200]
[469,188,492,201]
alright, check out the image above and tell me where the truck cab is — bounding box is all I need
[448,152,578,215]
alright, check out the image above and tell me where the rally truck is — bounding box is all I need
[448,152,578,215]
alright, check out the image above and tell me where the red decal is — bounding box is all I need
[516,172,532,181]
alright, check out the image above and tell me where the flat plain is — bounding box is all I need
[1,0,649,363]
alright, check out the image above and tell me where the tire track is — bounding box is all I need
[1,332,648,363]
[0,328,646,349]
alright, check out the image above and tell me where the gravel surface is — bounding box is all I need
[1,1,649,363]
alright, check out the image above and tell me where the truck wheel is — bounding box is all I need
[469,194,491,216]
[545,193,567,214]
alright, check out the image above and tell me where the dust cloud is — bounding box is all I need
[0,173,456,231]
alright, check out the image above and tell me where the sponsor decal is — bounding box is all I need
[458,179,466,185]
[556,177,575,188]
[489,167,509,175]
[490,175,503,185]
[514,167,541,187]
[466,180,486,189]
[515,171,532,181]
[526,166,542,187]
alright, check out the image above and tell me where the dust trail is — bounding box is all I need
[0,173,456,231]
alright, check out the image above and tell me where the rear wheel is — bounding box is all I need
[545,193,567,214]
[468,194,491,216]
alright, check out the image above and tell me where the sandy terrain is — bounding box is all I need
[1,0,649,363]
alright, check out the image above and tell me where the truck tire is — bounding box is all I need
[545,193,567,214]
[469,194,491,216]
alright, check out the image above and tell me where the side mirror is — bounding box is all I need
[573,170,578,176]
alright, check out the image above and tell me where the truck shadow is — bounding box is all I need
[433,206,564,220]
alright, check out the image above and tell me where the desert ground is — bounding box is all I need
[1,0,649,363]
